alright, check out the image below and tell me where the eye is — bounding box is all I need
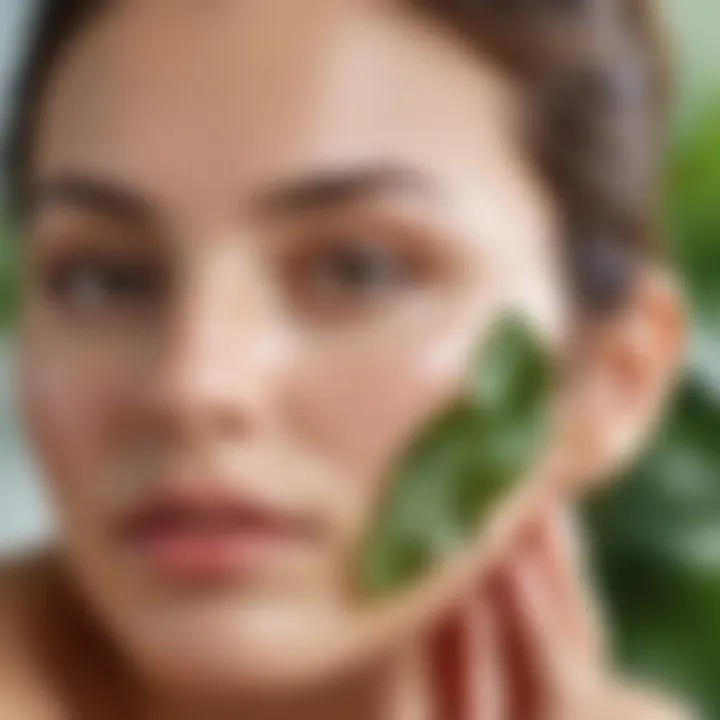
[44,252,163,314]
[288,235,419,304]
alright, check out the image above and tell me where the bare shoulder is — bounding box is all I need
[0,550,54,667]
[0,550,67,720]
[0,551,130,720]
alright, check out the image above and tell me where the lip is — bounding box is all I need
[118,485,316,580]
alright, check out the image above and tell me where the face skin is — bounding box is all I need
[18,0,682,704]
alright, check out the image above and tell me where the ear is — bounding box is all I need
[558,266,686,493]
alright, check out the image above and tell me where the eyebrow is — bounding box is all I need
[30,175,157,227]
[253,164,439,216]
[30,164,438,225]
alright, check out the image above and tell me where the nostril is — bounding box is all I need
[135,362,266,449]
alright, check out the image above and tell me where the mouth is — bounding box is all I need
[119,486,318,581]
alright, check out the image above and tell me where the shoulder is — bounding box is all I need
[0,551,52,673]
[0,551,67,720]
[0,551,130,720]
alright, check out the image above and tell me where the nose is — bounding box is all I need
[141,248,287,446]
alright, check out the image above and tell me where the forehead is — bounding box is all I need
[34,0,545,208]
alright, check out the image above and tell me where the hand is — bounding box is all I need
[430,502,692,720]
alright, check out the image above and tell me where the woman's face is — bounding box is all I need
[20,0,568,693]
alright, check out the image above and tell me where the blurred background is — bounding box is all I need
[0,0,718,716]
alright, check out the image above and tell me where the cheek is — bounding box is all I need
[286,330,478,560]
[20,347,133,498]
[290,335,470,494]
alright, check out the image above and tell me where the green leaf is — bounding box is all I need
[359,314,553,598]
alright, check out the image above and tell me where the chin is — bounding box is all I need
[119,596,360,694]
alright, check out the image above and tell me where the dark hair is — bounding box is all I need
[4,0,671,313]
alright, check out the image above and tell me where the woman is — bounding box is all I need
[0,0,692,718]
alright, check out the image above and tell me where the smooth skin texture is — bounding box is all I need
[1,0,688,718]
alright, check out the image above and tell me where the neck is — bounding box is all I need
[143,642,435,720]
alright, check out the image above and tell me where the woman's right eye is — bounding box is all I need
[43,254,163,315]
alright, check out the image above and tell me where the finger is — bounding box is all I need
[431,595,507,720]
[469,597,506,720]
[502,548,574,699]
[487,574,538,720]
[532,502,607,662]
[480,503,602,719]
[431,604,465,720]
[344,476,552,674]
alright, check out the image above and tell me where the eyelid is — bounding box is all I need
[40,258,165,319]
[281,232,432,292]
[29,211,165,269]
[32,244,154,280]
[31,239,166,303]
[32,203,117,234]
[29,206,162,257]
[270,209,455,272]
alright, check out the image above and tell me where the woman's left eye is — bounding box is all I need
[291,239,415,300]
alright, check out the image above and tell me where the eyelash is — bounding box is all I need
[283,232,430,315]
[42,251,163,314]
[35,225,438,322]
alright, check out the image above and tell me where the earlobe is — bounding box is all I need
[560,266,686,493]
[627,267,687,405]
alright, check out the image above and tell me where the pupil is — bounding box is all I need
[74,265,156,302]
[332,247,393,287]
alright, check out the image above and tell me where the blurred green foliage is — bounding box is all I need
[0,218,21,327]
